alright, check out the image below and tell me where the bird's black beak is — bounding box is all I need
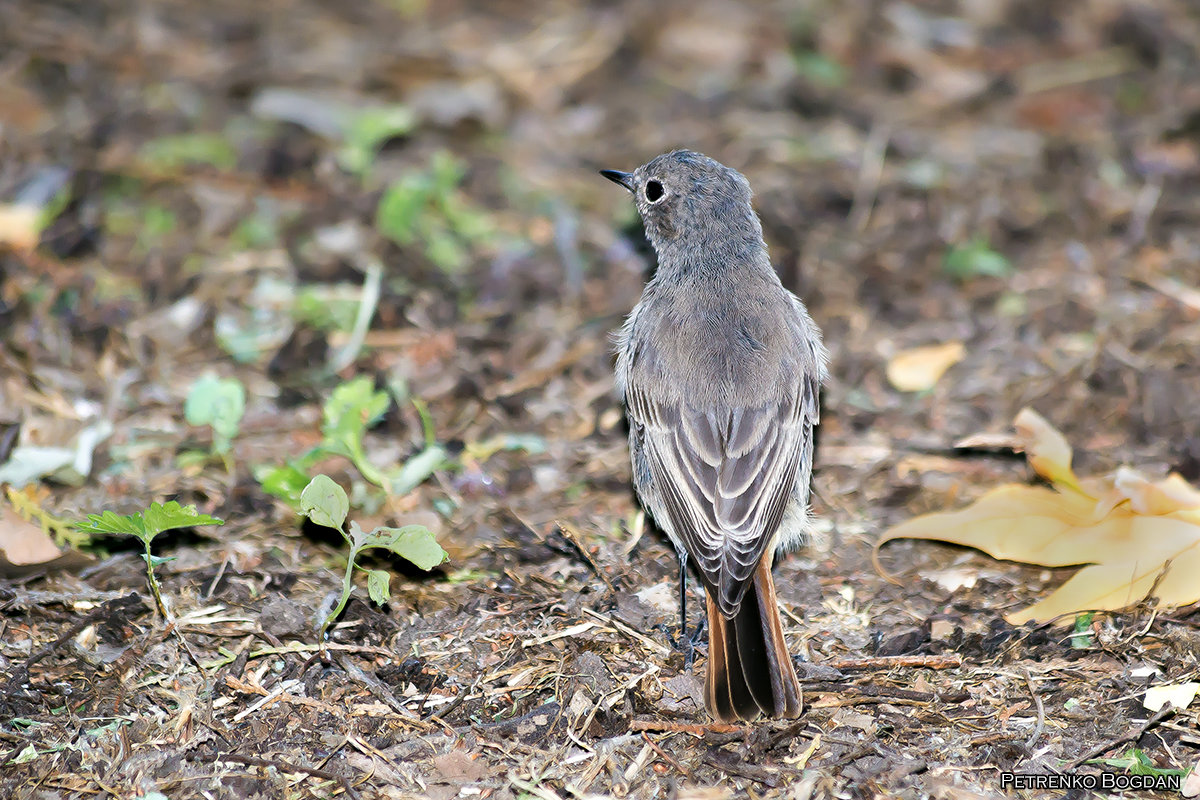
[600,169,635,192]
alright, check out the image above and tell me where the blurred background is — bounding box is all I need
[1,0,1200,792]
[3,0,1199,520]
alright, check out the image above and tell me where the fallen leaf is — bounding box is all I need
[0,204,41,251]
[1143,682,1199,713]
[1182,763,1200,798]
[830,708,877,734]
[875,408,1200,624]
[0,504,62,565]
[0,502,93,577]
[0,420,113,488]
[886,342,965,392]
[431,750,490,783]
[1014,406,1082,492]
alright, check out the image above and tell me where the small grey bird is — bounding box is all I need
[602,150,827,723]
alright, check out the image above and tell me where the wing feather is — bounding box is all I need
[629,379,814,617]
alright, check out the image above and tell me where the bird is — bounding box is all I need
[601,149,827,722]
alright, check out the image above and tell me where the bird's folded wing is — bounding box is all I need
[628,378,818,616]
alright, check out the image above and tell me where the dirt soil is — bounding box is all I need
[2,0,1200,798]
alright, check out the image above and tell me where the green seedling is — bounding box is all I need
[184,375,246,466]
[338,106,417,178]
[943,237,1013,280]
[300,475,446,638]
[376,151,498,273]
[792,49,846,88]
[293,284,364,333]
[1070,612,1094,649]
[78,501,223,620]
[140,133,238,172]
[321,376,391,487]
[1086,748,1188,779]
[256,378,450,504]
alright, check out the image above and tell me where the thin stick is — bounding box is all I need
[629,719,744,735]
[822,654,961,671]
[640,732,688,775]
[1022,667,1047,756]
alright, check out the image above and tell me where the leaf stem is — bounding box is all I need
[321,545,360,638]
[143,540,171,620]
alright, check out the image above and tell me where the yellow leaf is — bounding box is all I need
[1143,682,1200,712]
[875,411,1200,624]
[1014,407,1082,491]
[0,503,62,567]
[0,204,41,251]
[886,342,965,392]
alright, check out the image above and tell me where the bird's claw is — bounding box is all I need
[654,619,706,669]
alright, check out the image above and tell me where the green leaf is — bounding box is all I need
[1071,612,1094,649]
[293,284,362,332]
[377,173,432,245]
[365,569,392,605]
[140,205,177,241]
[323,377,389,443]
[423,227,469,272]
[429,151,466,193]
[300,475,349,530]
[37,181,73,235]
[1088,749,1189,778]
[338,106,417,177]
[359,524,447,570]
[10,744,39,764]
[184,375,246,454]
[79,501,223,544]
[441,196,496,244]
[79,509,148,539]
[387,445,448,495]
[792,50,847,88]
[140,501,223,537]
[320,377,391,487]
[175,450,210,469]
[140,133,238,171]
[943,237,1013,280]
[255,462,313,508]
[465,433,547,462]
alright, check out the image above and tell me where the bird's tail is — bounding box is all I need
[704,559,802,722]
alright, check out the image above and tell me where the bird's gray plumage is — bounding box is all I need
[612,150,828,619]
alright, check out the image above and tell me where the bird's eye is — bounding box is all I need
[644,180,665,203]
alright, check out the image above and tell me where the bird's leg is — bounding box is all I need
[675,552,701,669]
[677,551,688,639]
[653,553,702,667]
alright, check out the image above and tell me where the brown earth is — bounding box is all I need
[1,0,1199,798]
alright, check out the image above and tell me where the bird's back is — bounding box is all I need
[629,268,814,412]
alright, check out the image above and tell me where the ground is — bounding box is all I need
[2,0,1199,798]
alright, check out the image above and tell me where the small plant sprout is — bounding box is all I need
[320,376,391,488]
[184,374,246,470]
[376,151,497,273]
[299,474,447,639]
[77,501,223,620]
[257,377,450,505]
[337,105,417,178]
[943,236,1013,281]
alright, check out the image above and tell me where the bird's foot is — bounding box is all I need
[681,616,706,669]
[654,619,706,669]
